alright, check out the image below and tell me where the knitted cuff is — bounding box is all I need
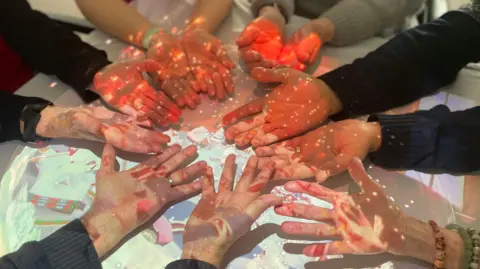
[251,0,294,22]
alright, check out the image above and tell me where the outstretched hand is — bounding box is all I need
[275,158,407,258]
[182,155,283,267]
[255,120,381,182]
[36,103,171,154]
[223,67,342,147]
[92,60,181,127]
[81,144,206,258]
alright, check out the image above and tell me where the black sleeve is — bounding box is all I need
[166,259,218,269]
[0,92,51,143]
[368,105,480,173]
[0,219,101,269]
[0,0,110,99]
[319,10,480,120]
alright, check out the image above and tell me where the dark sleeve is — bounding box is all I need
[319,10,480,120]
[368,105,480,173]
[0,0,110,99]
[166,259,218,269]
[0,219,101,269]
[0,92,51,143]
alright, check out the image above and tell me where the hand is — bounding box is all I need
[81,144,206,258]
[181,29,235,100]
[182,155,283,267]
[92,59,181,127]
[223,67,343,147]
[255,120,382,182]
[36,103,170,153]
[275,158,407,258]
[237,6,284,69]
[147,31,200,109]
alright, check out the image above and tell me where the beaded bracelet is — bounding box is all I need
[429,220,446,269]
[466,228,480,269]
[446,224,472,269]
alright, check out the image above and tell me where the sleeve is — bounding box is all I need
[0,92,51,143]
[0,219,102,269]
[319,10,480,120]
[250,0,295,22]
[322,0,424,46]
[166,259,218,269]
[368,105,480,173]
[0,0,111,98]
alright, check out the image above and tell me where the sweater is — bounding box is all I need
[250,0,425,45]
[320,7,480,173]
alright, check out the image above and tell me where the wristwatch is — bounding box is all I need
[21,101,53,142]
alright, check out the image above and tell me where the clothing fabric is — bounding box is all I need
[0,220,101,269]
[0,0,111,99]
[320,9,480,172]
[250,0,424,45]
[0,36,33,93]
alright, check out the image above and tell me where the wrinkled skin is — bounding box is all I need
[81,144,207,257]
[92,60,181,126]
[147,31,200,109]
[181,29,235,100]
[255,120,381,182]
[182,156,283,265]
[223,67,342,148]
[36,102,171,154]
[275,158,407,258]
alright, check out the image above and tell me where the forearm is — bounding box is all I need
[188,0,234,33]
[251,0,295,22]
[321,0,423,46]
[399,216,463,269]
[368,105,480,173]
[76,0,154,47]
[321,10,480,119]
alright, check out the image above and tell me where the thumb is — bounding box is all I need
[97,144,117,179]
[347,157,380,193]
[295,34,322,64]
[133,59,163,74]
[251,67,290,84]
[236,27,259,47]
[244,194,284,220]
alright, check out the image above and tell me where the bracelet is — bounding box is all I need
[446,224,473,269]
[141,26,163,49]
[429,220,446,269]
[467,228,480,269]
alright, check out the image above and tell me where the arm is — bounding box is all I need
[321,0,424,46]
[76,0,155,47]
[166,260,217,269]
[0,220,101,269]
[0,0,110,97]
[188,0,234,33]
[251,0,295,22]
[369,105,480,173]
[320,9,480,119]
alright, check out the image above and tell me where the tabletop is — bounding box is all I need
[1,1,480,268]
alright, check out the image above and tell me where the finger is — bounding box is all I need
[255,138,301,157]
[304,241,353,257]
[251,67,290,84]
[257,156,289,168]
[202,166,215,196]
[252,126,297,147]
[225,113,266,141]
[153,145,198,177]
[347,157,380,193]
[189,79,201,93]
[97,144,116,178]
[211,42,235,69]
[274,203,333,222]
[222,98,266,125]
[213,72,226,100]
[274,164,317,181]
[241,50,262,62]
[283,180,342,203]
[118,105,153,128]
[218,155,236,192]
[205,73,216,97]
[134,144,182,171]
[170,180,203,201]
[216,65,234,96]
[194,71,208,93]
[236,27,259,47]
[296,34,322,64]
[244,194,284,220]
[316,153,357,183]
[169,160,208,186]
[180,80,197,109]
[247,161,275,193]
[235,156,258,192]
[234,127,263,147]
[145,90,181,118]
[281,221,339,237]
[132,59,163,73]
[161,80,186,108]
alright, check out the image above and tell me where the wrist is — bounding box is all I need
[35,106,57,138]
[310,17,335,43]
[400,216,463,268]
[365,121,382,152]
[316,79,343,116]
[181,244,227,268]
[259,6,286,30]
